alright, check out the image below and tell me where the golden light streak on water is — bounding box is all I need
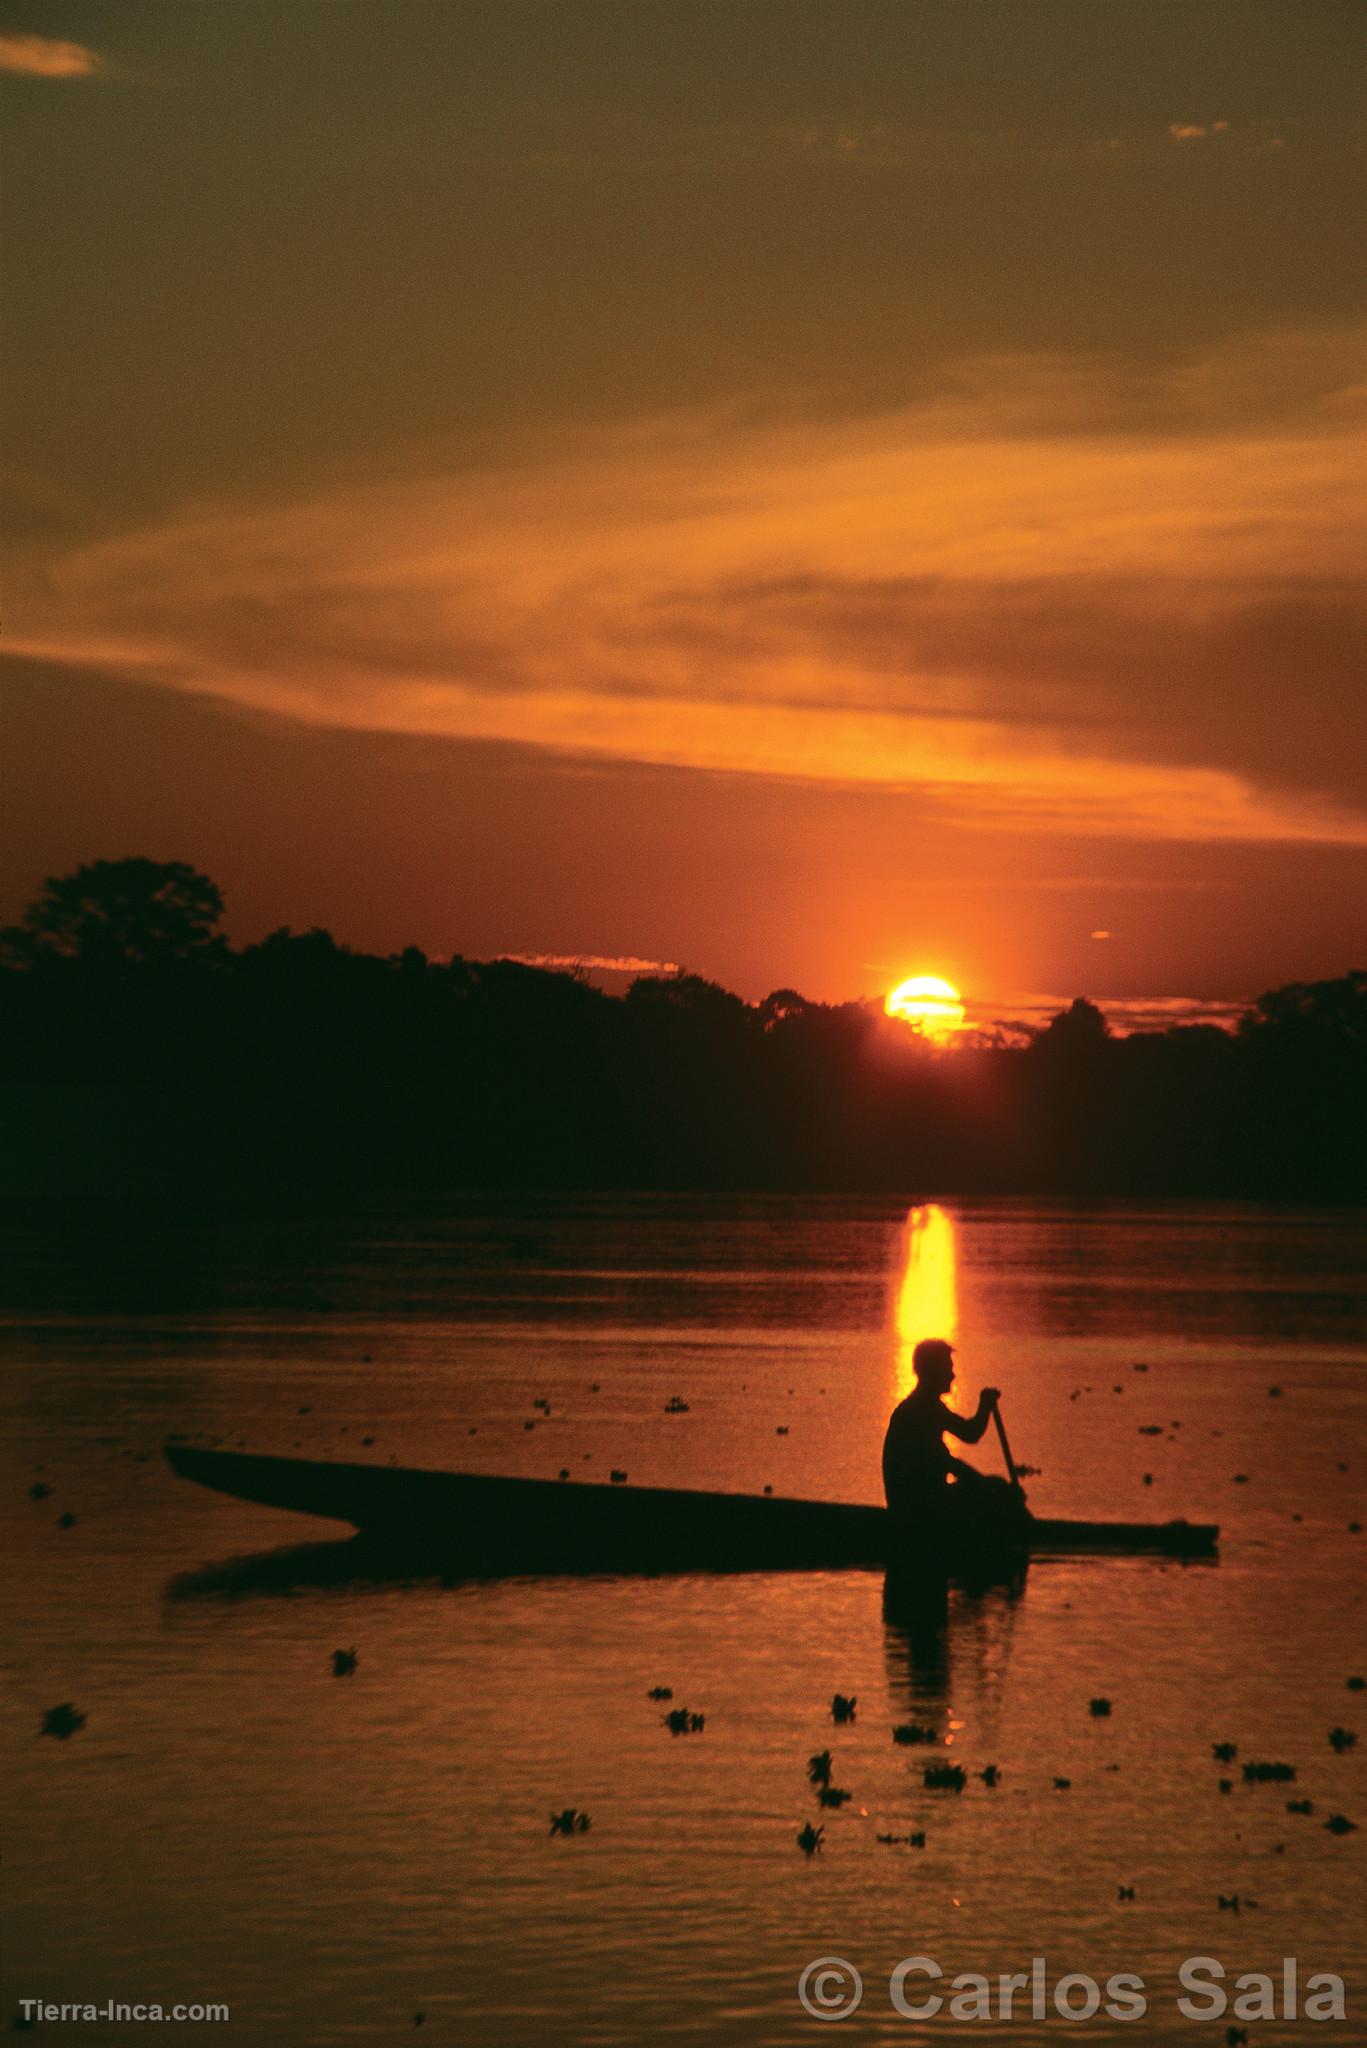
[893,1202,958,1399]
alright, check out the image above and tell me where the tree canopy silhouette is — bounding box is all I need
[0,860,1362,1214]
[1,857,225,967]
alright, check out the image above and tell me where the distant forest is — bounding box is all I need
[2,860,1363,1212]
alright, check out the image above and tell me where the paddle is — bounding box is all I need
[990,1400,1025,1495]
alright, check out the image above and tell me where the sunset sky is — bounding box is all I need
[3,2,1364,1018]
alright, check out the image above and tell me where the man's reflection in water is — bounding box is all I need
[882,1566,1024,1713]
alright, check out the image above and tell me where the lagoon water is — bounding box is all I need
[2,1199,1364,2044]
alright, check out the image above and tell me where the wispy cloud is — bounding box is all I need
[10,328,1366,848]
[499,953,681,977]
[0,32,101,78]
[970,993,1248,1037]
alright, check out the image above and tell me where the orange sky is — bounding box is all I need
[3,3,1364,1009]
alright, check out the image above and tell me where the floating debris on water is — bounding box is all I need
[924,1764,967,1792]
[807,1751,833,1786]
[796,1822,824,1855]
[877,1830,926,1847]
[1328,1727,1357,1752]
[549,1808,591,1835]
[610,1470,628,1485]
[647,1687,674,1702]
[1287,1799,1313,1815]
[1054,1776,1072,1790]
[56,1513,78,1529]
[978,1765,1000,1787]
[41,1703,86,1740]
[1089,1698,1112,1717]
[1212,1742,1237,1762]
[1117,1885,1135,1901]
[831,1694,857,1724]
[818,1785,852,1809]
[664,1709,705,1734]
[1324,1813,1357,1835]
[1218,1779,1233,1794]
[1242,1761,1294,1782]
[892,1723,938,1745]
[28,1482,53,1501]
[331,1649,359,1677]
[664,1396,690,1414]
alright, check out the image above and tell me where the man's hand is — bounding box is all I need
[980,1386,1001,1409]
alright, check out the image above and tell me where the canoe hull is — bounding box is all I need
[164,1444,1218,1575]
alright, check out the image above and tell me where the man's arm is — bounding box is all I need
[940,1389,999,1446]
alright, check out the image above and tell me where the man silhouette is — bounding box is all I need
[882,1338,1003,1524]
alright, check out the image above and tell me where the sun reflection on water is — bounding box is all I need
[894,1203,959,1399]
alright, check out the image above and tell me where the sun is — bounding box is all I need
[884,974,966,1039]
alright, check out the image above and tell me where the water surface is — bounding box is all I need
[3,1199,1364,2043]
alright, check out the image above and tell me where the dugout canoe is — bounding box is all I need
[164,1443,1218,1574]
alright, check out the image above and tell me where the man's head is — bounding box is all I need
[911,1337,955,1393]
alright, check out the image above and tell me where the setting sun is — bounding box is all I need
[884,974,966,1038]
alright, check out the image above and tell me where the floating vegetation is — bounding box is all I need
[1117,1885,1135,1901]
[1324,1814,1357,1835]
[331,1648,359,1677]
[1212,1742,1237,1763]
[647,1687,674,1702]
[1328,1727,1357,1752]
[1242,1761,1294,1782]
[892,1723,937,1745]
[664,1708,705,1734]
[775,1426,789,1436]
[877,1831,926,1847]
[807,1751,833,1786]
[978,1765,1000,1787]
[831,1694,857,1724]
[1054,1776,1072,1790]
[1287,1799,1313,1815]
[549,1809,591,1835]
[1218,1780,1233,1793]
[1089,1698,1112,1717]
[664,1396,690,1414]
[56,1513,78,1530]
[29,1482,53,1501]
[817,1786,852,1809]
[41,1703,86,1740]
[924,1763,967,1792]
[796,1822,824,1856]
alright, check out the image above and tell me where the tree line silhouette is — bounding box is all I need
[1,859,1363,1213]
